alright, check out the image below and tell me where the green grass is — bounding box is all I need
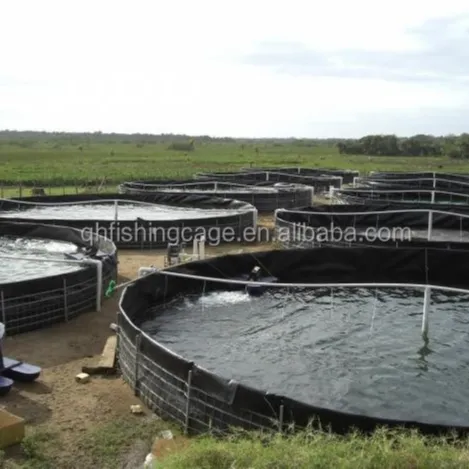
[2,140,469,187]
[158,428,469,469]
[0,185,116,198]
[5,416,175,469]
[8,423,469,469]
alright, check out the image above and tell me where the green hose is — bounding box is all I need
[105,280,117,298]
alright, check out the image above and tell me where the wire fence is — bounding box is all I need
[117,312,282,436]
[0,181,114,198]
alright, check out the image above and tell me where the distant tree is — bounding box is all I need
[458,133,469,158]
[336,133,444,157]
[447,147,462,159]
[168,141,195,152]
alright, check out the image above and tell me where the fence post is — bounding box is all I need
[422,287,431,338]
[63,279,68,322]
[427,210,433,241]
[114,312,121,373]
[184,369,193,435]
[278,404,284,434]
[252,208,258,233]
[1,290,5,333]
[114,200,118,222]
[134,333,141,396]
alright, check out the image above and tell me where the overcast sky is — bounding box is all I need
[1,0,469,138]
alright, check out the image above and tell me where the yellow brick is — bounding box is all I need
[75,372,90,383]
[0,408,25,449]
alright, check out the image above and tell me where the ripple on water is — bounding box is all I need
[0,235,83,283]
[0,203,245,221]
[141,286,469,426]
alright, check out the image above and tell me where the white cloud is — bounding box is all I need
[1,0,469,137]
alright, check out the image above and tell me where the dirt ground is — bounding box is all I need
[1,237,275,467]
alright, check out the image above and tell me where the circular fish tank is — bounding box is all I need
[0,220,117,334]
[0,194,257,248]
[118,246,469,435]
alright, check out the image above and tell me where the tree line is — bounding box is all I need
[337,134,469,159]
[0,130,340,146]
[2,130,469,158]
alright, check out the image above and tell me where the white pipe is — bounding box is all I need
[431,190,435,203]
[338,176,343,189]
[338,188,469,198]
[0,255,94,264]
[274,208,280,225]
[427,210,433,241]
[0,290,5,333]
[363,177,469,188]
[138,266,158,278]
[149,270,469,295]
[276,208,469,219]
[198,235,206,260]
[0,198,165,207]
[83,259,103,312]
[251,208,258,230]
[422,286,431,337]
[192,237,199,258]
[132,181,271,190]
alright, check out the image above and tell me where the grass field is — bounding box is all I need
[2,140,469,188]
[157,429,469,469]
[11,425,469,469]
